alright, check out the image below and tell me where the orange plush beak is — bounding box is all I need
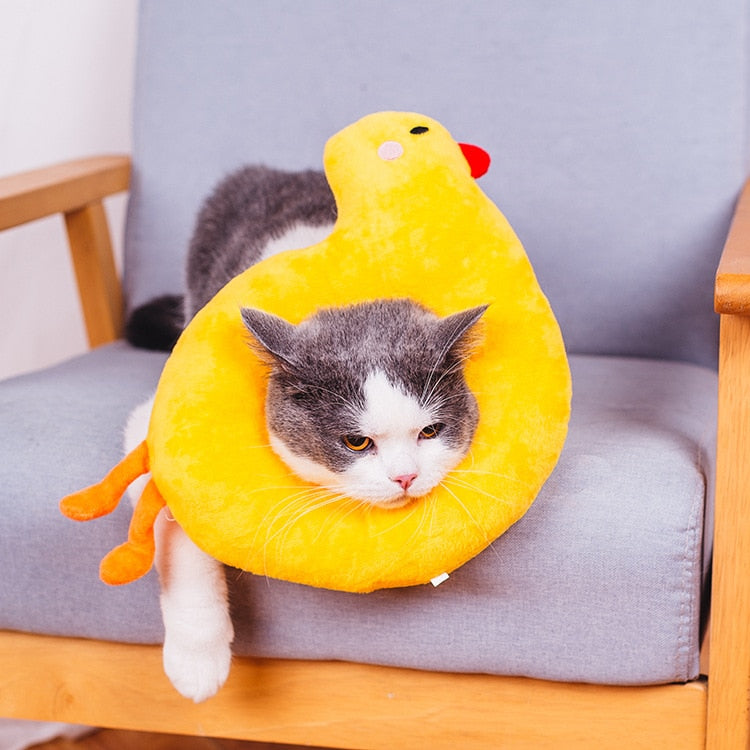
[459,142,491,178]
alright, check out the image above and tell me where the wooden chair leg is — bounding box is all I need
[64,200,123,346]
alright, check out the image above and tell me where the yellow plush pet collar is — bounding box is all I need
[61,111,571,593]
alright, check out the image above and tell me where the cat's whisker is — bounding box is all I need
[421,390,478,418]
[452,467,531,486]
[421,334,475,399]
[419,356,447,407]
[246,488,329,580]
[265,487,338,535]
[250,485,328,535]
[270,493,355,566]
[275,492,349,552]
[420,354,472,409]
[425,489,439,541]
[239,482,319,519]
[403,493,433,549]
[292,381,364,416]
[443,475,519,507]
[433,381,486,403]
[422,389,462,408]
[263,491,349,558]
[250,486,336,553]
[369,498,423,538]
[312,496,364,545]
[256,487,341,577]
[228,567,250,585]
[255,493,332,575]
[420,359,450,408]
[258,477,356,547]
[439,481,502,562]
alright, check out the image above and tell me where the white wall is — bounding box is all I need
[0,0,138,379]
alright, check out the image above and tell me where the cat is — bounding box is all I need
[125,166,485,701]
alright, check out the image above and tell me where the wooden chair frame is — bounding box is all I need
[0,156,748,749]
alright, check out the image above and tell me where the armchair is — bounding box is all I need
[0,2,748,748]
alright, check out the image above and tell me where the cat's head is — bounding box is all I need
[241,299,487,508]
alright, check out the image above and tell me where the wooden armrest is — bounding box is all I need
[0,155,130,230]
[715,177,750,314]
[707,176,750,747]
[0,155,131,346]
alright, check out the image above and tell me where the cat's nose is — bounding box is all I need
[393,473,418,491]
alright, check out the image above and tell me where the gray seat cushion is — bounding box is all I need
[0,344,715,685]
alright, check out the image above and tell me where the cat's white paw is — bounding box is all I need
[155,514,234,703]
[162,614,234,703]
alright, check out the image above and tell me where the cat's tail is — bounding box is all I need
[125,294,184,352]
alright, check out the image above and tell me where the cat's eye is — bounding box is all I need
[342,435,373,452]
[419,423,445,440]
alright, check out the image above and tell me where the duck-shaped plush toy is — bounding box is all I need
[61,111,571,594]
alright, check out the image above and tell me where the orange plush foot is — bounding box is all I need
[60,440,150,521]
[100,541,155,585]
[98,477,166,585]
[60,483,118,521]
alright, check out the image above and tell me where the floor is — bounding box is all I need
[31,729,334,750]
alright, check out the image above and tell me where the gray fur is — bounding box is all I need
[185,166,336,320]
[241,300,486,473]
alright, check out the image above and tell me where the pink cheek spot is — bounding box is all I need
[377,140,404,161]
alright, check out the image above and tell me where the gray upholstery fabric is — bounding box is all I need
[0,346,716,685]
[0,343,164,642]
[125,0,749,368]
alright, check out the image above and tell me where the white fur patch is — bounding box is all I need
[260,222,333,262]
[322,370,464,507]
[359,370,433,444]
[269,432,341,488]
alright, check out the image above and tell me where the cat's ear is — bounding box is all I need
[241,307,297,367]
[435,304,489,359]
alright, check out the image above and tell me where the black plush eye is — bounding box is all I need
[410,126,429,135]
[419,423,444,440]
[342,435,373,452]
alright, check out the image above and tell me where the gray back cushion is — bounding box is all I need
[124,0,749,368]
